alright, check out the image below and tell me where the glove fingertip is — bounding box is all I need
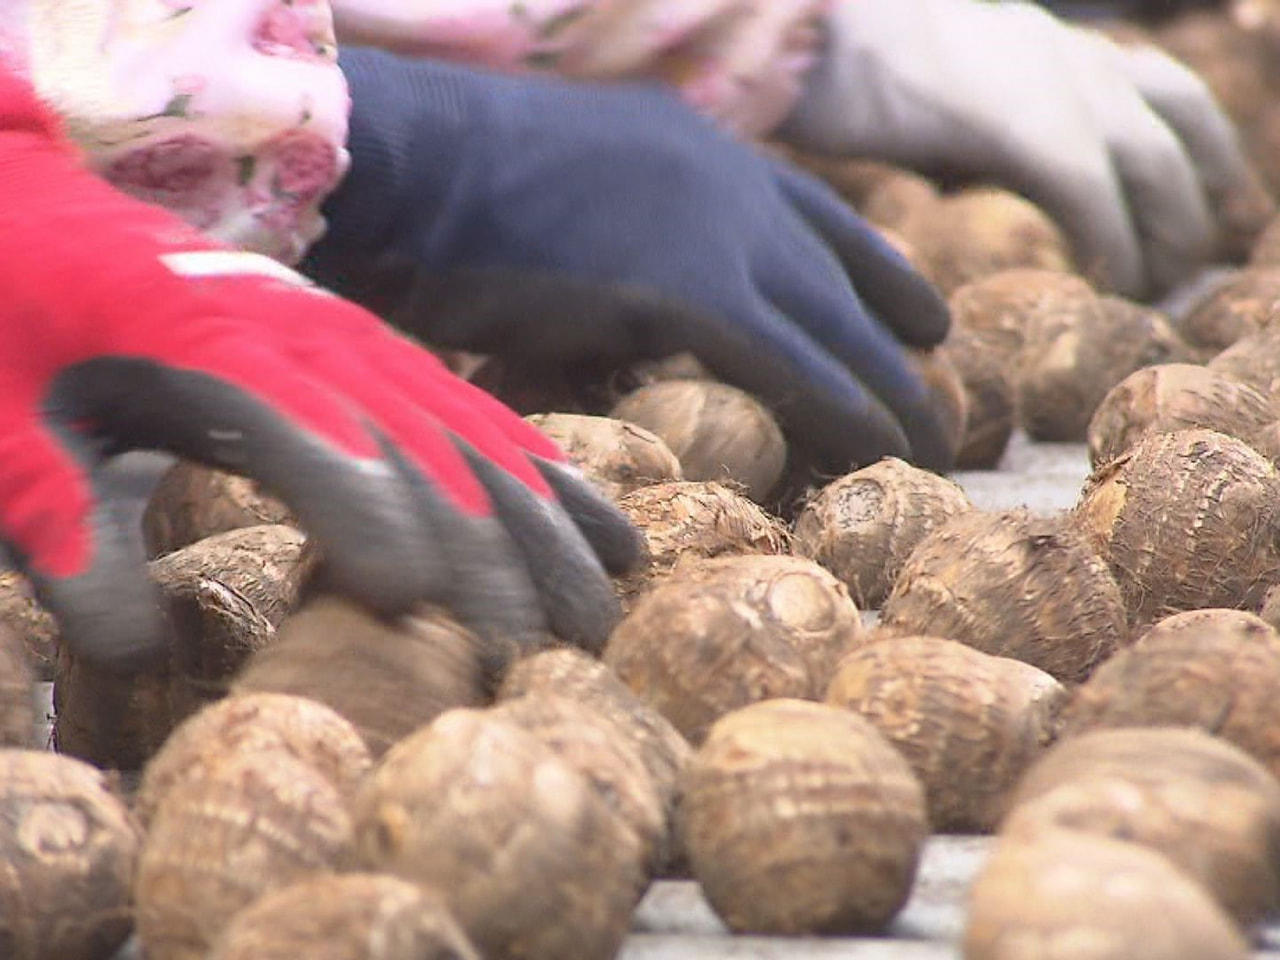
[534,457,646,575]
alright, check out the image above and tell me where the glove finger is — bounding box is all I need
[533,457,644,575]
[0,413,166,671]
[770,159,951,347]
[456,438,624,655]
[50,352,436,618]
[753,223,954,471]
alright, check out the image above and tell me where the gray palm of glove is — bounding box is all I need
[780,0,1259,300]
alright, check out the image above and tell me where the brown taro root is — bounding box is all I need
[54,523,307,772]
[523,413,682,501]
[613,481,791,606]
[1261,581,1280,632]
[353,709,645,960]
[605,555,865,744]
[233,595,489,759]
[793,458,972,608]
[826,637,1067,833]
[207,873,479,960]
[1072,429,1280,627]
[142,461,296,558]
[1086,363,1277,466]
[491,693,667,879]
[1175,266,1280,355]
[0,751,140,960]
[132,691,372,829]
[611,381,786,503]
[948,269,1097,373]
[1016,296,1192,443]
[879,509,1128,683]
[0,625,32,748]
[964,831,1248,960]
[680,699,927,936]
[0,570,57,679]
[1060,609,1280,781]
[1003,727,1280,928]
[135,751,355,960]
[903,188,1075,295]
[937,324,1016,468]
[1208,323,1280,396]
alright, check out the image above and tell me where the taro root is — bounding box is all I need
[826,637,1067,833]
[353,709,645,960]
[0,625,32,747]
[605,555,865,744]
[1261,581,1280,632]
[523,412,682,501]
[1016,296,1192,443]
[1086,363,1277,466]
[964,831,1248,960]
[1003,727,1280,927]
[135,751,355,960]
[142,461,295,558]
[610,381,786,503]
[880,509,1128,683]
[0,751,140,960]
[233,595,489,759]
[904,189,1074,295]
[207,873,479,960]
[1208,323,1280,395]
[948,269,1097,372]
[613,481,791,606]
[491,694,667,877]
[937,324,1016,469]
[132,691,372,828]
[0,570,57,678]
[680,699,927,935]
[793,458,972,608]
[54,523,308,771]
[1073,429,1280,627]
[906,348,970,464]
[1175,266,1280,355]
[1060,609,1280,782]
[858,168,943,238]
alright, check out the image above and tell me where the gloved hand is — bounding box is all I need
[0,73,638,671]
[302,48,954,476]
[778,0,1258,301]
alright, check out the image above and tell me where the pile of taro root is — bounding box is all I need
[9,7,1280,960]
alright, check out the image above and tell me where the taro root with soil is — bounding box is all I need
[1002,726,1280,928]
[0,751,140,960]
[0,624,32,748]
[937,324,1016,469]
[0,570,57,679]
[132,691,372,828]
[605,554,865,745]
[879,509,1128,683]
[353,708,645,960]
[135,750,355,960]
[55,523,308,772]
[492,693,668,878]
[680,698,927,936]
[1060,608,1280,782]
[964,830,1248,960]
[610,380,786,503]
[1173,266,1280,356]
[1208,323,1280,396]
[1073,429,1280,627]
[1086,363,1277,467]
[233,595,489,759]
[612,480,791,607]
[793,458,972,609]
[142,460,296,558]
[523,412,682,501]
[207,873,480,960]
[1016,296,1192,443]
[826,636,1067,833]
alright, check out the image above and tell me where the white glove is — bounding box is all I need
[779,0,1260,300]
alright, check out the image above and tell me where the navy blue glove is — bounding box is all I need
[303,48,954,474]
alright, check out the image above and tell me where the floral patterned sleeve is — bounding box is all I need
[329,0,834,139]
[2,0,351,265]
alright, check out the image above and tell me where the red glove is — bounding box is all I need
[0,72,639,671]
